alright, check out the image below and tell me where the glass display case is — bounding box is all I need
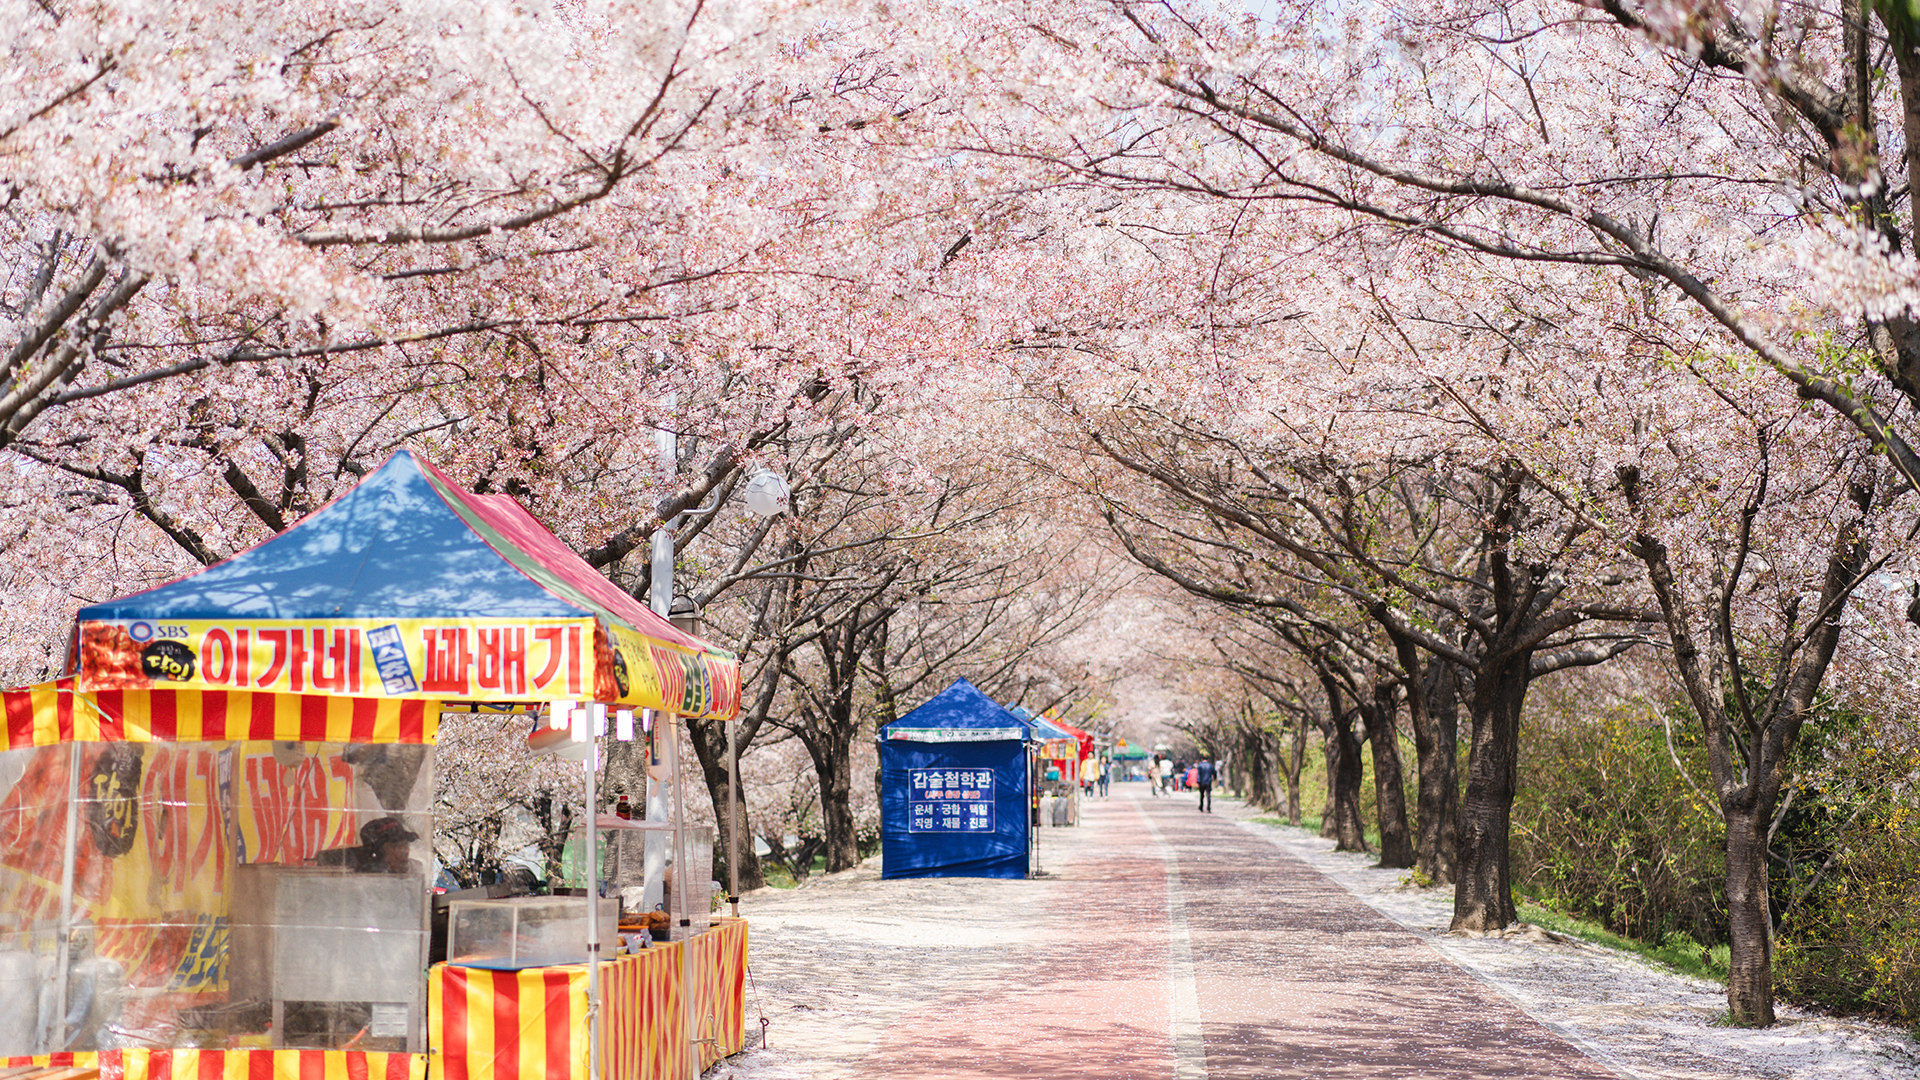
[664,826,714,941]
[0,739,435,1055]
[444,896,618,970]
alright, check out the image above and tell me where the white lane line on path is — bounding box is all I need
[1139,809,1208,1080]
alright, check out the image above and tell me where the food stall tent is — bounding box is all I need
[2,449,746,1080]
[1109,740,1149,780]
[1009,707,1083,827]
[71,449,738,721]
[878,679,1033,879]
[1048,715,1097,784]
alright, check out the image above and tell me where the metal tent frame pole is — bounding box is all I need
[583,714,602,1080]
[727,717,739,918]
[670,713,697,1080]
[52,741,81,1051]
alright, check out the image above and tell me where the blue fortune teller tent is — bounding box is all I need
[878,678,1032,879]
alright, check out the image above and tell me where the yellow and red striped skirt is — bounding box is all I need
[430,918,747,1080]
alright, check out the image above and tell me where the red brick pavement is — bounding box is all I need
[854,789,1622,1079]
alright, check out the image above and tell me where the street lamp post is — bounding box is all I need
[524,443,788,1080]
[650,423,789,1079]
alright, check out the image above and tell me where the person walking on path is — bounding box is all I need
[1147,754,1163,796]
[1195,758,1216,812]
[1098,756,1111,799]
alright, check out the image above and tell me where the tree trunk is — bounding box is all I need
[1240,727,1263,808]
[760,833,824,884]
[804,723,860,873]
[1262,725,1283,812]
[530,794,576,886]
[1285,707,1307,826]
[1242,724,1279,811]
[1319,729,1340,839]
[1368,683,1415,869]
[602,737,646,819]
[1452,655,1527,930]
[1410,654,1461,885]
[684,716,766,892]
[1316,674,1364,847]
[1724,803,1776,1026]
[1329,705,1368,853]
[600,738,650,893]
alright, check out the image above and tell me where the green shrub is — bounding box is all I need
[1514,697,1918,1026]
[1512,705,1727,947]
[1773,714,1920,1023]
[1290,732,1418,856]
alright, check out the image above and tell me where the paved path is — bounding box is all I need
[732,786,1625,1079]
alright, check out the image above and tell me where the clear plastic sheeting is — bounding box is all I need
[562,822,714,940]
[666,827,714,941]
[0,740,433,1055]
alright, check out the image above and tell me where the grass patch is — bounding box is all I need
[1251,814,1380,853]
[757,854,831,890]
[1246,816,1731,983]
[1518,899,1729,983]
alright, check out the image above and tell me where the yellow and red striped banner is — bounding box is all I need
[2,679,438,749]
[0,1049,423,1080]
[429,919,747,1080]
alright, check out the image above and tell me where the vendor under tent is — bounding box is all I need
[878,679,1033,880]
[3,449,748,1080]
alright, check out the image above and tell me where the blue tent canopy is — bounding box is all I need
[77,453,574,621]
[71,449,740,718]
[1005,703,1075,743]
[879,678,1032,879]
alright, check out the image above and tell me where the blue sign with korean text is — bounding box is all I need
[880,677,1031,879]
[907,767,995,833]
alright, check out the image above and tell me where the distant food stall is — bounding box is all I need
[1012,708,1083,827]
[878,679,1033,879]
[1109,740,1149,780]
[1,450,747,1080]
[1049,716,1096,791]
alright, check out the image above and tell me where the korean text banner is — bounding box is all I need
[73,620,739,720]
[75,619,740,719]
[880,740,1029,880]
[79,618,596,701]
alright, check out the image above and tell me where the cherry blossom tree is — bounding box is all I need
[1568,394,1900,1025]
[1075,394,1660,918]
